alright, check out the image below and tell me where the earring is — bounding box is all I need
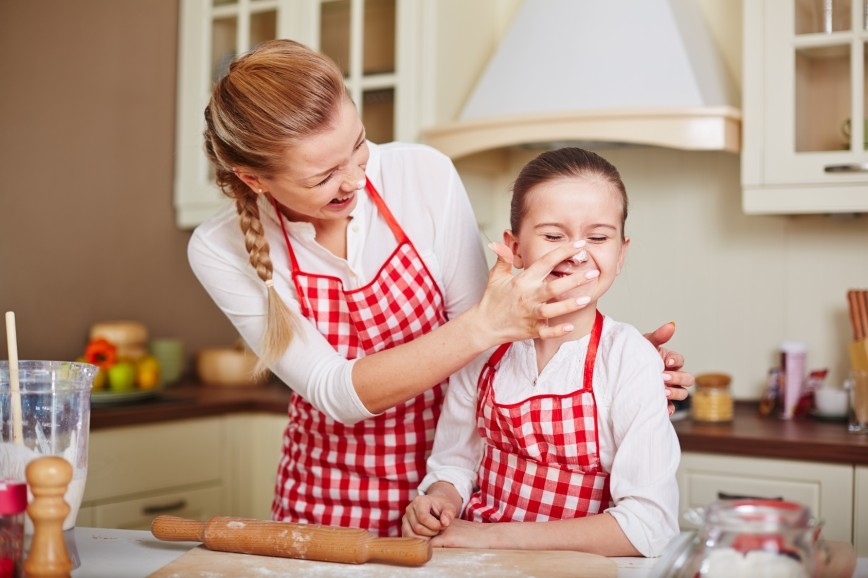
[258,188,263,194]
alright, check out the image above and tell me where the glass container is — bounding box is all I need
[654,499,823,577]
[0,361,96,533]
[692,373,734,423]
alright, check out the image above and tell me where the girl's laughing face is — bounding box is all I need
[505,175,629,305]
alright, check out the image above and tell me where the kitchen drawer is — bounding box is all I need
[84,484,223,530]
[677,452,853,544]
[84,417,225,502]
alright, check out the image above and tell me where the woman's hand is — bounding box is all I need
[473,241,597,345]
[644,322,694,410]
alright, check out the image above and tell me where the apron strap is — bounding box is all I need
[584,310,604,389]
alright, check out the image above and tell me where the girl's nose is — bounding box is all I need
[568,249,589,265]
[341,170,366,192]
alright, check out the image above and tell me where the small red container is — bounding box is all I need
[0,479,27,578]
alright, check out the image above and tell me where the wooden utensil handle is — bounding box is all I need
[151,516,432,567]
[363,536,432,566]
[151,516,207,542]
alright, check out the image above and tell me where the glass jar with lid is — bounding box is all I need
[653,499,823,578]
[692,373,734,423]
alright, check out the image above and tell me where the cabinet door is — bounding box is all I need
[89,485,223,530]
[856,465,868,556]
[174,0,410,228]
[84,418,225,503]
[677,452,854,544]
[742,0,868,213]
[223,413,286,520]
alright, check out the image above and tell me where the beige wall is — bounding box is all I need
[0,1,239,372]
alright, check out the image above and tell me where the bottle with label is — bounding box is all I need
[780,340,807,420]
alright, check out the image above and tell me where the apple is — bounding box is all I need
[135,356,161,390]
[77,356,107,391]
[107,362,136,392]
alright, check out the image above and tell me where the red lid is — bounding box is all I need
[0,479,27,515]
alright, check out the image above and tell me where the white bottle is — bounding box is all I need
[779,340,807,420]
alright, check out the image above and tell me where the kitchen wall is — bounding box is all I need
[0,1,240,373]
[457,0,868,399]
[1,1,865,399]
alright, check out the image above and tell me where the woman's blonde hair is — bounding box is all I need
[203,39,349,372]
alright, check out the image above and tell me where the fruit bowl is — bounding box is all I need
[196,345,265,388]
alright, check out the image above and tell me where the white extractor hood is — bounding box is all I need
[424,0,741,159]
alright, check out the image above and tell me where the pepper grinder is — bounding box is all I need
[24,457,72,578]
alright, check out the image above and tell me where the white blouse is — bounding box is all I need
[420,316,681,557]
[188,142,488,424]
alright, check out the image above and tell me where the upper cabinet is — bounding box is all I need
[174,0,414,228]
[742,0,868,214]
[174,0,518,228]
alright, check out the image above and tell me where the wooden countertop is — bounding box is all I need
[91,383,868,466]
[672,402,868,466]
[89,381,291,430]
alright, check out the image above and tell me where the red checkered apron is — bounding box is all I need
[270,179,447,537]
[464,310,613,522]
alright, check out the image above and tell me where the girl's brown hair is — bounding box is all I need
[509,147,628,238]
[203,39,349,372]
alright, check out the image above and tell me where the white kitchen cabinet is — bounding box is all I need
[856,466,868,556]
[677,452,854,546]
[79,417,228,530]
[223,413,286,520]
[174,0,514,228]
[742,0,868,214]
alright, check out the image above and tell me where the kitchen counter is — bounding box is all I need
[671,403,868,466]
[65,528,867,577]
[68,526,655,577]
[91,383,868,466]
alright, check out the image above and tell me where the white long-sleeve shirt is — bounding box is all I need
[188,142,488,424]
[420,316,681,557]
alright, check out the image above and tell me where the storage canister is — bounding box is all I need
[692,373,734,423]
[0,479,26,578]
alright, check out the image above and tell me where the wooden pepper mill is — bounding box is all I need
[24,456,73,578]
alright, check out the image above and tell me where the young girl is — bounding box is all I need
[402,148,680,557]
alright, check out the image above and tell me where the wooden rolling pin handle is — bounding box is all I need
[152,516,432,567]
[150,515,207,542]
[363,537,432,566]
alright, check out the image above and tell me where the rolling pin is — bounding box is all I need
[151,515,432,567]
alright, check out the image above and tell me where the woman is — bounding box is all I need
[188,39,691,537]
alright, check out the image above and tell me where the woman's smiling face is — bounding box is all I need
[505,174,629,304]
[256,97,370,225]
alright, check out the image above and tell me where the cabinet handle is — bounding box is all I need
[142,499,188,515]
[824,163,868,173]
[717,492,783,501]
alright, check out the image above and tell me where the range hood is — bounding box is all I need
[424,0,741,159]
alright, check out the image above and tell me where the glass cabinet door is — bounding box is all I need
[175,0,402,228]
[764,0,868,184]
[319,0,397,144]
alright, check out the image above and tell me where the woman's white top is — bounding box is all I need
[420,316,681,557]
[188,142,488,424]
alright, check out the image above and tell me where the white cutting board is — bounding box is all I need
[147,545,617,577]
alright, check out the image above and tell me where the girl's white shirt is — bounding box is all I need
[420,316,681,557]
[187,142,488,424]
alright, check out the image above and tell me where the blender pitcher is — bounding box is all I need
[0,360,96,533]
